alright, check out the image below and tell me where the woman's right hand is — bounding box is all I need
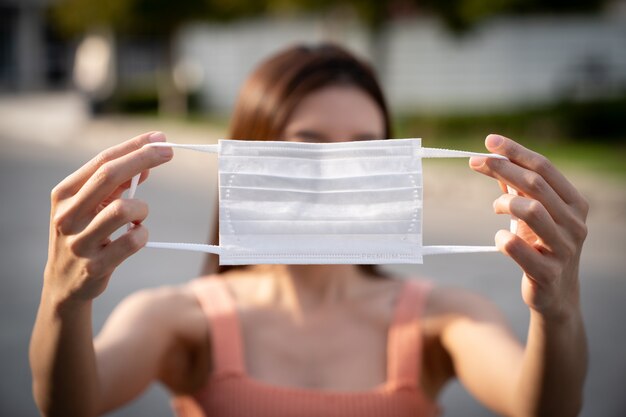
[44,132,173,305]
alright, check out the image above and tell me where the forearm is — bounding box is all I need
[469,135,589,417]
[31,132,170,416]
[30,285,100,417]
[514,307,587,417]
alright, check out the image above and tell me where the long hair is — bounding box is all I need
[202,43,393,277]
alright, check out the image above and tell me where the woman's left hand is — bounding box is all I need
[469,134,589,320]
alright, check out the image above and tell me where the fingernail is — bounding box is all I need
[469,156,486,168]
[149,131,166,142]
[148,132,171,157]
[486,134,503,148]
[156,145,172,157]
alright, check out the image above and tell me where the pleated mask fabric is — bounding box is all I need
[128,139,513,265]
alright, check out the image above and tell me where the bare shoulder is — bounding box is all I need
[102,283,207,345]
[422,286,510,336]
[94,283,212,398]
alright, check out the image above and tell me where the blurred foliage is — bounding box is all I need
[109,87,203,114]
[396,96,626,144]
[51,0,268,38]
[257,0,609,31]
[416,0,608,32]
[51,0,610,37]
[270,0,608,31]
[110,87,160,114]
[555,97,626,141]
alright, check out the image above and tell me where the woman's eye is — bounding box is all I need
[288,131,325,143]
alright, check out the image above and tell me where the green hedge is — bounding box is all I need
[396,96,626,144]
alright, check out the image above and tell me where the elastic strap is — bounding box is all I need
[146,242,498,256]
[144,142,219,153]
[137,142,505,158]
[422,245,499,255]
[419,147,507,160]
[145,242,224,254]
[419,147,516,253]
[142,243,501,256]
[128,142,218,200]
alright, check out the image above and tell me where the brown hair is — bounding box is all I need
[202,43,392,276]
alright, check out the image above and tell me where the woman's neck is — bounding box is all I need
[251,264,366,319]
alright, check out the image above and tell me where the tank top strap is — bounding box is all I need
[189,276,245,376]
[386,279,433,389]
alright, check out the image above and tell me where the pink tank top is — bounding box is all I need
[171,277,440,417]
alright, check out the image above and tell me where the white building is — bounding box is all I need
[178,14,626,114]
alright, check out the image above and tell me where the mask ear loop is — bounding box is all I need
[126,173,141,232]
[419,147,517,255]
[506,185,519,234]
[127,142,219,200]
[126,142,225,254]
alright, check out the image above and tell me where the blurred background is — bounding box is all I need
[1,0,625,416]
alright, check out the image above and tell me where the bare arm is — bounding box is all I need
[438,289,585,417]
[432,288,523,415]
[442,135,587,417]
[94,287,207,413]
[29,132,175,417]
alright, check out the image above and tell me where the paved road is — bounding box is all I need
[1,111,625,416]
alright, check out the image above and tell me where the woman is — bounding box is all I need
[30,44,588,417]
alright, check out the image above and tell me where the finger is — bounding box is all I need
[73,199,149,253]
[53,132,166,200]
[495,229,552,283]
[484,134,586,211]
[98,170,150,208]
[497,180,508,194]
[100,224,149,272]
[119,169,150,192]
[493,194,560,251]
[471,155,572,225]
[72,141,172,218]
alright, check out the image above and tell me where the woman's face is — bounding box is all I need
[281,85,385,143]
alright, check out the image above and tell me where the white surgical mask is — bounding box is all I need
[128,139,515,264]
